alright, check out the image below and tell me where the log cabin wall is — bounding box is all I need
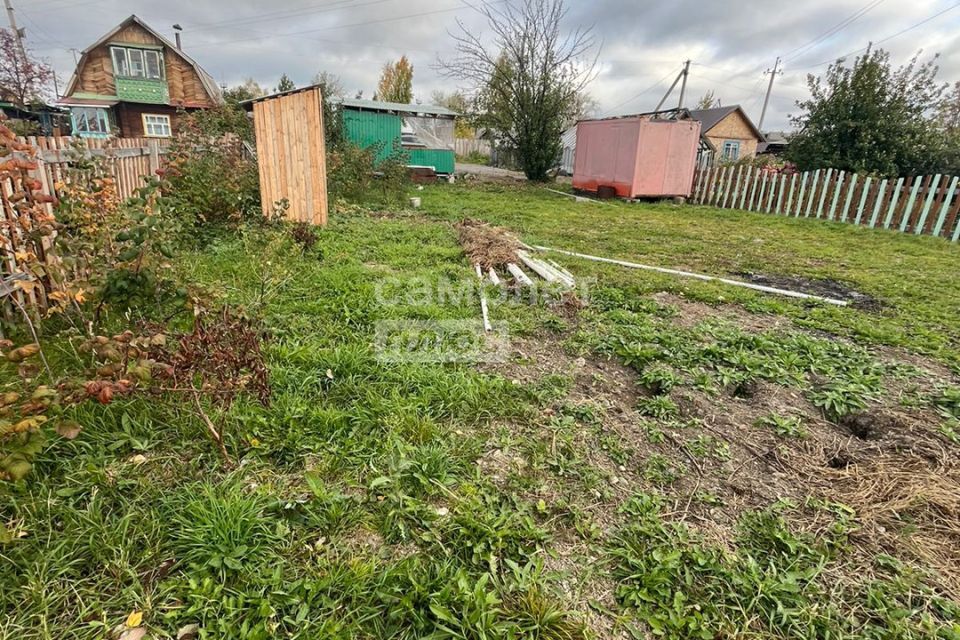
[71,22,216,108]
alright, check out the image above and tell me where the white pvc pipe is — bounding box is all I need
[506,263,534,287]
[532,245,849,307]
[488,267,501,286]
[474,264,492,332]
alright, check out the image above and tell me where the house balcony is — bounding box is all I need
[115,77,169,105]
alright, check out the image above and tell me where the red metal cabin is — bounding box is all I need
[572,113,701,199]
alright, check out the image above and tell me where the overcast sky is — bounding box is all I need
[19,0,960,132]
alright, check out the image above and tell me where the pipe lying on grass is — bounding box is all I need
[474,264,492,332]
[488,267,501,286]
[517,250,575,288]
[506,263,534,287]
[531,245,850,307]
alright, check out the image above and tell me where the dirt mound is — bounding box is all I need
[734,272,883,310]
[455,218,520,269]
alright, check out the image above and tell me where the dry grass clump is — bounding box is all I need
[455,218,520,269]
[828,457,960,595]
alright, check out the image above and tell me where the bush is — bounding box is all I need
[327,140,409,208]
[162,113,261,231]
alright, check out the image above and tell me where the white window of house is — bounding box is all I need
[128,49,145,78]
[110,46,165,80]
[111,47,129,77]
[144,50,162,80]
[72,107,111,136]
[722,140,741,161]
[142,113,172,137]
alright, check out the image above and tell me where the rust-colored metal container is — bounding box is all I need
[572,116,701,199]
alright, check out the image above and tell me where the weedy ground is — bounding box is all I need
[2,182,960,639]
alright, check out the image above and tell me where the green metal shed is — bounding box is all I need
[338,97,456,175]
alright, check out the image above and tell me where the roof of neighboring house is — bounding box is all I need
[62,15,223,106]
[580,107,694,123]
[757,131,790,154]
[337,97,459,118]
[687,105,764,141]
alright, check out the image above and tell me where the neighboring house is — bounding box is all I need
[687,105,764,162]
[336,97,458,175]
[59,15,222,138]
[758,131,790,156]
[559,125,577,175]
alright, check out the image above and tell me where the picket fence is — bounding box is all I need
[691,166,960,242]
[23,136,171,202]
[0,136,173,316]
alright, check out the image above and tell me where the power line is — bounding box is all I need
[782,0,885,63]
[603,66,680,115]
[800,0,960,69]
[184,0,505,50]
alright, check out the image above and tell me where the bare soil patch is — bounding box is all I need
[734,271,884,310]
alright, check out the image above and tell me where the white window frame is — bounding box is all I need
[722,140,741,161]
[72,107,111,137]
[110,46,165,81]
[142,113,172,138]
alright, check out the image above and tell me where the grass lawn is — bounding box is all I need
[2,183,959,639]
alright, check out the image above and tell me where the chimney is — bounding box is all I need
[173,24,183,50]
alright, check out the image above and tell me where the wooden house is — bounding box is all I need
[687,105,764,162]
[59,15,222,138]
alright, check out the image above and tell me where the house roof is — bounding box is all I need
[686,105,764,141]
[337,97,459,118]
[62,15,223,106]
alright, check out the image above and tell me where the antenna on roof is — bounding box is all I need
[172,23,183,50]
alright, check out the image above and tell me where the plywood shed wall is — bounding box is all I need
[252,87,328,225]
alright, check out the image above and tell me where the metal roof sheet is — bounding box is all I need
[337,97,459,118]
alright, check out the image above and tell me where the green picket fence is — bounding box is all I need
[692,166,960,242]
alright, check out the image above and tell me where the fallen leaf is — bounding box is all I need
[55,421,83,440]
[119,628,147,640]
[176,624,200,640]
[129,454,148,466]
[326,369,334,380]
[126,611,143,628]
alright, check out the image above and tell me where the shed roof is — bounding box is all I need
[337,97,459,118]
[686,105,764,140]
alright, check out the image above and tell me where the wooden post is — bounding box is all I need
[147,139,160,176]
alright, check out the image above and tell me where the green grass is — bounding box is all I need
[419,182,960,367]
[2,185,959,639]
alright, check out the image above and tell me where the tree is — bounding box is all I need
[275,74,296,93]
[786,48,948,176]
[696,91,717,110]
[375,56,413,103]
[312,71,344,100]
[0,29,53,106]
[431,90,474,137]
[223,78,265,104]
[441,0,597,181]
[934,81,960,175]
[313,71,346,148]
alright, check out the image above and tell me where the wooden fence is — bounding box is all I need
[692,166,960,242]
[23,136,171,202]
[454,138,492,158]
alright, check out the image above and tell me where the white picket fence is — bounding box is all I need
[692,166,960,242]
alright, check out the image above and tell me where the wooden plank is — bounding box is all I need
[739,167,753,209]
[804,170,820,217]
[794,172,808,216]
[914,174,942,235]
[899,176,924,232]
[775,174,787,214]
[932,176,959,237]
[747,168,761,210]
[713,167,728,207]
[853,176,872,225]
[867,179,888,228]
[945,182,960,241]
[840,174,859,222]
[828,170,845,220]
[754,173,767,212]
[724,166,742,209]
[784,174,797,215]
[720,166,736,208]
[765,173,777,213]
[708,167,724,206]
[883,177,905,229]
[815,169,833,218]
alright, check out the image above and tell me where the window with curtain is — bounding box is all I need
[71,107,111,137]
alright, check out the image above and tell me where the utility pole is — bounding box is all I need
[758,57,782,132]
[677,59,691,109]
[3,0,27,66]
